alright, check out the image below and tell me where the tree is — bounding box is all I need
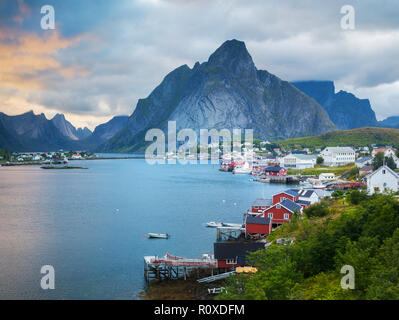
[347,190,369,205]
[372,152,397,170]
[317,156,324,165]
[304,201,330,218]
[372,152,384,170]
[331,190,345,199]
[386,156,397,170]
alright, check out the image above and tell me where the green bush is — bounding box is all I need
[304,201,330,218]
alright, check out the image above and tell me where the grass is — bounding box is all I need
[287,164,355,176]
[266,198,356,242]
[278,127,399,149]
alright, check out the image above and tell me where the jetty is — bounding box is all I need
[144,253,219,282]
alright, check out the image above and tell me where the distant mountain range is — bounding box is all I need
[291,81,399,130]
[1,39,398,152]
[0,111,128,152]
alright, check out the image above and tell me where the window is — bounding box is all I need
[268,213,273,218]
[382,170,386,174]
[284,213,289,220]
[226,259,236,265]
[276,204,281,209]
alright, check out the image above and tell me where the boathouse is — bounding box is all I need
[245,216,271,236]
[264,166,287,177]
[213,241,266,268]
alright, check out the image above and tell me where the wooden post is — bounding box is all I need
[184,267,187,280]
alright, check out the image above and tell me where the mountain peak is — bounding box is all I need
[52,113,66,120]
[207,39,256,77]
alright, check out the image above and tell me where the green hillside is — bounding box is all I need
[278,127,399,148]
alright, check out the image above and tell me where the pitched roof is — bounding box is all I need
[364,165,399,180]
[283,189,299,197]
[252,198,273,207]
[322,147,355,153]
[356,156,373,163]
[265,166,283,172]
[298,189,316,198]
[246,216,271,225]
[279,199,302,213]
[360,165,373,171]
[296,200,311,205]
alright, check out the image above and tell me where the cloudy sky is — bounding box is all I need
[1,0,398,129]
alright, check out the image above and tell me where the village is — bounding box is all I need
[0,150,95,166]
[144,143,399,292]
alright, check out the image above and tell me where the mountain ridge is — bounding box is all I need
[99,39,337,152]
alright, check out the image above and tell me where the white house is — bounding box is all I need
[356,156,373,168]
[319,147,356,167]
[319,173,336,182]
[297,189,320,204]
[280,154,317,169]
[363,165,399,195]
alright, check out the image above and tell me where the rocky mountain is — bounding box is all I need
[0,111,81,152]
[0,110,129,152]
[76,127,93,140]
[379,116,399,129]
[291,81,378,130]
[92,116,129,141]
[51,113,92,140]
[100,40,336,152]
[78,115,129,148]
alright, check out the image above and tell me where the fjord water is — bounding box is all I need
[0,158,288,299]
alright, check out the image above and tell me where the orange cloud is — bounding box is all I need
[0,29,89,90]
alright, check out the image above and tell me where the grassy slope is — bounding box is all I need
[278,127,399,148]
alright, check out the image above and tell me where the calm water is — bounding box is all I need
[0,158,288,299]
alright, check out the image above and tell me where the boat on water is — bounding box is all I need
[206,221,223,228]
[222,222,243,228]
[233,162,252,174]
[148,233,169,239]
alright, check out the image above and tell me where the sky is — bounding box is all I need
[0,0,398,130]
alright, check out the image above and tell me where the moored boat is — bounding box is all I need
[206,221,223,228]
[148,233,169,239]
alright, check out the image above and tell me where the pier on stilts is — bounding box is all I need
[144,252,221,282]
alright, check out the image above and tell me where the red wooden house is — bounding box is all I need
[264,166,287,177]
[272,189,299,204]
[245,215,272,236]
[256,199,302,224]
[250,198,273,213]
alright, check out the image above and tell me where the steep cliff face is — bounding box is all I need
[51,114,93,140]
[92,116,129,141]
[292,81,378,130]
[101,40,336,152]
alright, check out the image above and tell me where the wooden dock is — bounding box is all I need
[144,253,220,282]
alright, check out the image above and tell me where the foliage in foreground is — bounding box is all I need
[216,193,399,300]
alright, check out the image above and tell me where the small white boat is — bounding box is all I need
[206,221,223,228]
[222,222,243,228]
[148,233,169,239]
